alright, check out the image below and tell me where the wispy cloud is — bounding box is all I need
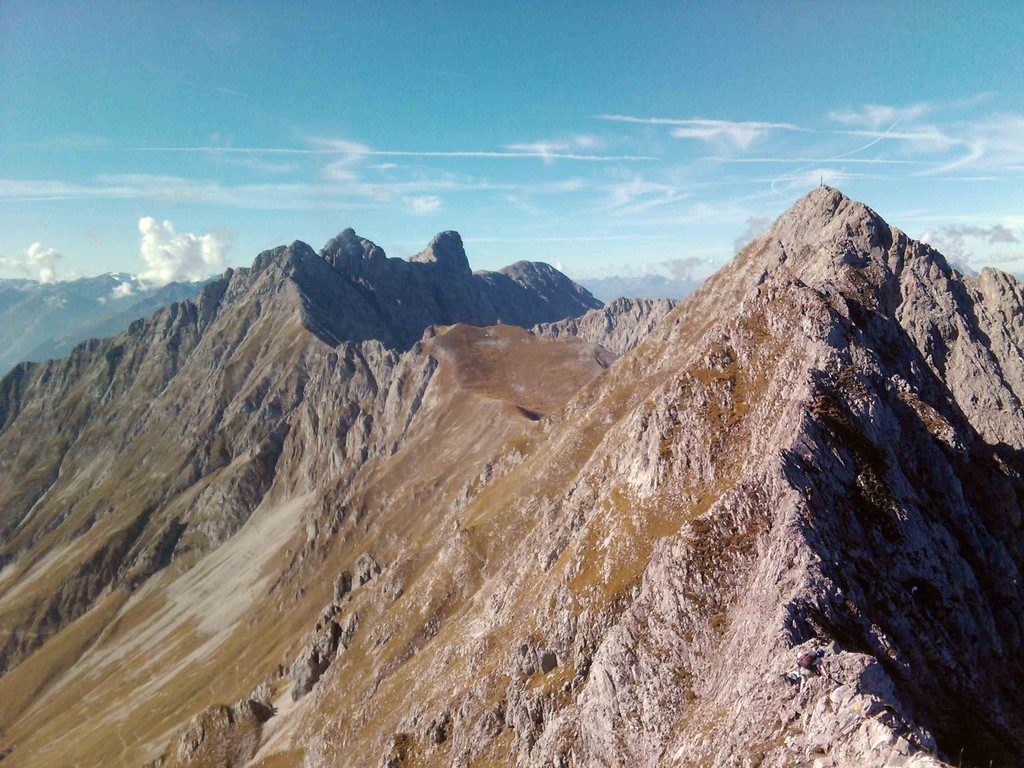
[597,114,809,150]
[604,177,678,208]
[707,157,938,165]
[463,234,674,244]
[7,96,1022,280]
[825,106,966,157]
[597,114,806,130]
[31,133,113,150]
[826,103,1024,176]
[405,195,443,215]
[732,216,770,253]
[501,194,541,215]
[768,168,893,194]
[220,156,300,174]
[0,171,590,210]
[959,113,1024,169]
[832,127,963,153]
[118,142,653,162]
[662,256,707,281]
[0,179,143,201]
[0,176,381,209]
[920,223,1020,267]
[670,121,802,150]
[0,242,63,282]
[503,134,605,163]
[980,251,1024,269]
[829,103,932,129]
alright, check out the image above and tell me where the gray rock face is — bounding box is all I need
[354,552,382,587]
[334,571,353,602]
[533,296,678,355]
[510,189,1024,768]
[291,609,357,700]
[313,230,602,349]
[292,553,383,700]
[161,696,273,768]
[748,187,1024,447]
[290,189,1019,768]
[410,231,471,273]
[477,261,602,330]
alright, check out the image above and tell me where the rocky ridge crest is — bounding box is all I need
[0,231,600,679]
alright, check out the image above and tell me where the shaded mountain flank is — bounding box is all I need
[0,191,1021,768]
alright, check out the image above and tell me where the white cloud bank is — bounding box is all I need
[110,281,137,299]
[405,195,443,215]
[0,242,63,283]
[138,217,228,286]
[920,223,1020,269]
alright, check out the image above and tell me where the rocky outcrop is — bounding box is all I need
[155,696,275,768]
[411,231,472,273]
[533,296,678,355]
[276,189,1020,768]
[291,608,358,700]
[354,552,382,586]
[476,261,604,328]
[290,554,380,700]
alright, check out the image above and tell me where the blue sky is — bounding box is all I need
[1,1,1022,286]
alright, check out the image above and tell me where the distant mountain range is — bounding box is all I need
[577,273,702,302]
[0,273,205,374]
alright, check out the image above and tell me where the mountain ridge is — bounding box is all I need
[0,228,602,678]
[0,190,1022,767]
[0,227,602,378]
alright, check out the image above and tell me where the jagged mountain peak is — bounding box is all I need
[741,186,962,292]
[533,295,678,355]
[769,185,887,238]
[775,184,870,224]
[318,227,387,272]
[411,230,471,274]
[742,186,897,276]
[695,188,955,319]
[676,187,1024,451]
[181,228,601,351]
